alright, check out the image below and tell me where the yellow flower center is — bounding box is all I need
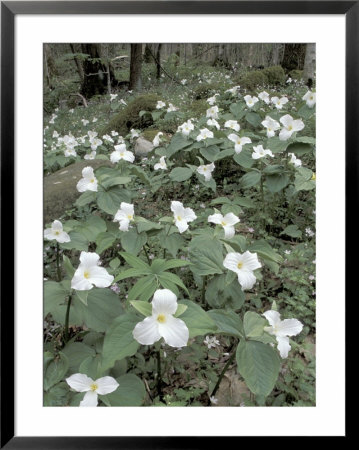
[203,167,207,171]
[84,271,90,279]
[311,173,316,180]
[310,96,313,100]
[120,152,124,157]
[55,231,60,235]
[177,216,182,221]
[90,178,95,183]
[157,314,166,323]
[90,383,98,392]
[127,214,133,220]
[288,125,293,131]
[221,221,227,226]
[237,262,243,269]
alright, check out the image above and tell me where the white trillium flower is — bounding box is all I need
[167,103,178,112]
[130,129,139,139]
[258,91,270,104]
[207,118,220,130]
[133,289,189,347]
[114,202,135,231]
[102,134,114,143]
[181,79,187,85]
[204,335,220,349]
[271,96,288,109]
[71,251,114,291]
[154,156,167,171]
[156,100,166,109]
[64,147,77,157]
[206,106,219,119]
[208,212,240,239]
[196,128,214,141]
[111,130,119,137]
[90,138,102,151]
[244,95,259,108]
[110,93,118,101]
[171,201,197,233]
[225,85,240,95]
[53,130,59,138]
[110,144,135,163]
[279,114,305,141]
[223,251,261,290]
[84,151,97,160]
[288,152,302,167]
[224,120,240,132]
[262,310,303,358]
[302,91,316,108]
[44,220,70,243]
[207,94,219,105]
[228,133,252,154]
[66,373,119,407]
[152,132,163,147]
[252,145,274,159]
[88,131,98,141]
[81,119,89,126]
[197,162,215,181]
[261,115,280,138]
[178,120,194,136]
[76,166,98,192]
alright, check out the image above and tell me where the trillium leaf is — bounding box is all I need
[245,112,262,127]
[158,231,185,257]
[266,137,288,154]
[286,142,313,157]
[236,340,280,397]
[178,300,217,338]
[96,231,117,255]
[127,275,158,302]
[189,235,224,276]
[229,102,246,119]
[248,240,282,264]
[208,309,244,338]
[103,374,146,406]
[60,231,88,251]
[174,304,188,317]
[101,313,140,371]
[157,271,189,295]
[160,259,192,271]
[280,224,302,238]
[294,167,315,192]
[130,300,152,317]
[62,255,75,278]
[97,186,132,215]
[240,171,261,188]
[165,133,193,158]
[169,167,193,182]
[120,228,147,256]
[200,145,220,162]
[74,289,89,306]
[72,215,107,242]
[114,268,150,283]
[75,191,96,207]
[44,351,69,392]
[79,354,102,380]
[265,173,289,193]
[233,148,255,168]
[135,217,162,233]
[214,148,235,161]
[119,252,151,271]
[205,274,245,310]
[243,311,267,339]
[62,342,96,375]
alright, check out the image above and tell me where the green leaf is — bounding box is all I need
[63,255,75,278]
[158,232,185,257]
[96,231,117,255]
[103,374,146,406]
[248,240,282,264]
[74,290,89,306]
[128,275,158,302]
[205,274,245,310]
[189,235,224,276]
[136,217,162,233]
[160,259,192,271]
[120,252,150,271]
[233,148,255,168]
[157,272,189,294]
[165,133,193,158]
[229,102,246,119]
[97,187,132,215]
[280,224,302,238]
[297,104,315,119]
[120,228,147,255]
[243,311,267,338]
[130,300,152,316]
[44,280,71,321]
[265,173,289,193]
[102,313,140,370]
[214,148,235,161]
[174,304,188,317]
[114,267,149,283]
[245,112,262,127]
[79,355,102,380]
[62,342,96,374]
[240,171,261,188]
[294,167,315,191]
[75,191,96,207]
[178,300,217,338]
[200,145,220,162]
[169,167,193,182]
[71,215,107,242]
[286,142,313,157]
[44,352,69,391]
[266,137,289,154]
[208,309,244,338]
[60,231,88,251]
[236,340,280,397]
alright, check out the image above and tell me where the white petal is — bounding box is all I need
[110,151,121,163]
[80,390,98,407]
[223,225,235,239]
[57,231,71,243]
[279,128,292,141]
[276,336,291,358]
[71,270,93,291]
[208,213,223,225]
[277,319,303,337]
[237,270,257,290]
[52,220,63,231]
[183,207,197,222]
[44,229,56,240]
[263,310,281,328]
[171,201,184,215]
[114,144,126,152]
[95,376,119,395]
[223,252,242,274]
[152,289,178,315]
[240,137,252,145]
[66,373,92,392]
[158,316,189,347]
[88,266,114,288]
[76,178,92,192]
[119,219,130,231]
[234,144,243,154]
[292,120,305,132]
[175,219,189,233]
[279,114,293,127]
[123,151,135,163]
[82,166,94,179]
[114,210,127,221]
[242,251,261,270]
[120,202,134,216]
[79,252,100,267]
[133,316,161,345]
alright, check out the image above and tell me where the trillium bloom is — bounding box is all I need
[279,114,305,141]
[197,162,215,181]
[302,91,316,108]
[207,118,220,130]
[244,95,259,108]
[114,202,135,231]
[258,91,270,104]
[206,106,219,119]
[178,120,194,136]
[223,251,261,290]
[288,152,302,167]
[66,374,119,407]
[156,100,166,109]
[81,119,89,126]
[130,129,139,139]
[110,144,135,163]
[208,212,240,239]
[228,133,252,154]
[84,151,96,160]
[64,147,77,157]
[252,145,274,159]
[71,252,114,290]
[207,94,219,105]
[76,166,98,192]
[271,96,288,109]
[196,128,214,141]
[132,289,189,347]
[262,310,303,358]
[171,201,197,233]
[167,103,178,112]
[225,85,240,95]
[154,156,167,171]
[152,132,163,147]
[90,138,103,151]
[102,134,114,143]
[44,220,70,243]
[224,120,240,132]
[261,116,280,138]
[110,93,118,101]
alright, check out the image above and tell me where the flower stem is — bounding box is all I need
[210,350,236,402]
[201,275,207,306]
[156,350,163,402]
[143,245,151,264]
[63,293,72,344]
[56,243,62,281]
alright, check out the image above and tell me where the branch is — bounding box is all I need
[69,93,88,107]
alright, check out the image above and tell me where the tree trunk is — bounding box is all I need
[302,43,316,87]
[129,44,143,91]
[69,43,84,83]
[81,44,108,98]
[281,44,306,71]
[156,44,162,79]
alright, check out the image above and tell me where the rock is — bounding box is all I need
[44,159,111,224]
[134,137,154,157]
[214,369,250,406]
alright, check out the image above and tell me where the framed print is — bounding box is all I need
[1,1,352,447]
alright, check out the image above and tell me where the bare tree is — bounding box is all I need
[302,43,316,87]
[69,43,84,83]
[129,44,143,91]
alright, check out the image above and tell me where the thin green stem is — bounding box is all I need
[210,350,236,402]
[156,350,163,401]
[143,245,151,264]
[56,243,62,282]
[201,275,208,306]
[63,293,72,344]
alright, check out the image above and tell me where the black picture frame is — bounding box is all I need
[1,1,351,447]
